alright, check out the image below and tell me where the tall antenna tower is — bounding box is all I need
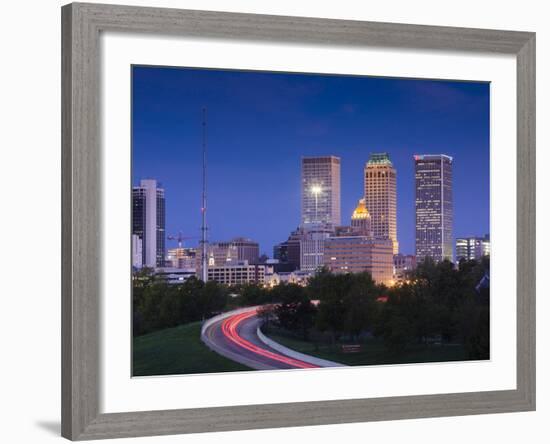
[200,107,208,282]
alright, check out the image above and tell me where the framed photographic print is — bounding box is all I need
[61,2,536,440]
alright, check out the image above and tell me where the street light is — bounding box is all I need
[310,185,322,223]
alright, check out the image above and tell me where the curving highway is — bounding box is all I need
[202,307,321,370]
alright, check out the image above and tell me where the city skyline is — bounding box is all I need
[132,66,490,256]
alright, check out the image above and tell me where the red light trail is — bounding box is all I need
[220,309,319,369]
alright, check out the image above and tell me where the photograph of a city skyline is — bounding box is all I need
[131,65,490,377]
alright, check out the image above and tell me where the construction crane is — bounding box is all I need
[167,232,197,248]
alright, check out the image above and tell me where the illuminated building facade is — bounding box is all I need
[301,156,341,227]
[364,153,398,253]
[299,226,333,272]
[264,270,313,287]
[350,198,373,236]
[323,199,394,285]
[207,261,266,285]
[456,234,490,261]
[324,237,394,285]
[415,154,453,262]
[132,179,165,268]
[166,247,197,269]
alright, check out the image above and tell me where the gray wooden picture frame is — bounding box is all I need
[61,2,536,440]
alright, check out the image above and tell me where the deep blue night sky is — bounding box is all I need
[132,66,490,256]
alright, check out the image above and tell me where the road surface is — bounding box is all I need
[202,308,321,370]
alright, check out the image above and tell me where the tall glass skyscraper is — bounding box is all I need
[364,153,398,254]
[301,156,341,227]
[132,179,165,268]
[414,154,453,262]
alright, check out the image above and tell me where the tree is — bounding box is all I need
[376,256,491,354]
[378,310,414,353]
[239,283,271,306]
[309,271,381,342]
[132,267,156,288]
[198,280,228,319]
[132,276,230,336]
[257,304,276,332]
[342,272,379,340]
[313,273,351,341]
[272,284,317,339]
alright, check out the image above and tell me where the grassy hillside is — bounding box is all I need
[265,329,468,367]
[133,321,250,376]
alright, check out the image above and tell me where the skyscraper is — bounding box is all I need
[132,179,165,268]
[364,153,398,253]
[301,156,341,227]
[415,154,453,262]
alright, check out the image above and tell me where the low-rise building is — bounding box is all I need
[264,270,313,287]
[456,235,490,261]
[393,254,417,281]
[207,260,266,285]
[166,247,197,269]
[154,267,197,284]
[324,236,394,285]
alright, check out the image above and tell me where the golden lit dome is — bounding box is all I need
[352,198,370,220]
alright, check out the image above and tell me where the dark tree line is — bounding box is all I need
[263,257,490,360]
[308,270,380,342]
[133,258,490,360]
[373,258,490,358]
[133,269,228,336]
